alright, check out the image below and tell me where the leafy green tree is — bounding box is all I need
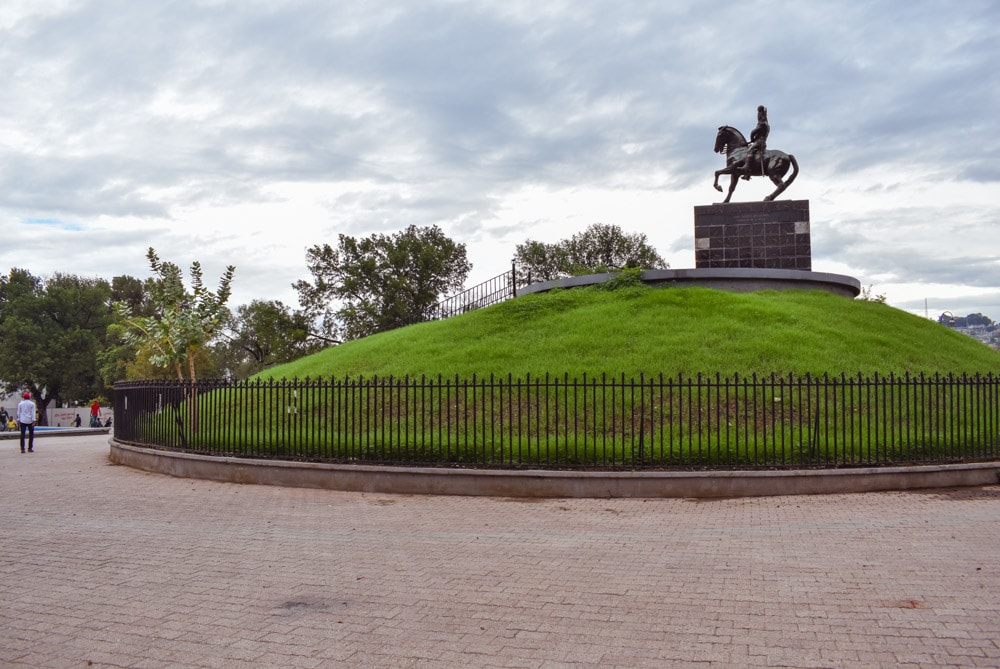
[0,269,112,423]
[513,240,567,283]
[294,224,471,341]
[218,300,318,377]
[938,312,996,328]
[109,275,153,315]
[99,275,155,384]
[114,248,234,382]
[514,223,668,283]
[964,313,994,327]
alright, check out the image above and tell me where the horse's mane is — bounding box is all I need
[718,125,747,143]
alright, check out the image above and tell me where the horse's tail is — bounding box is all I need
[785,154,799,188]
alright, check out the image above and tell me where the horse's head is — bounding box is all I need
[714,125,746,154]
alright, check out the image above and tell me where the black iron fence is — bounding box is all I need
[113,372,1000,469]
[426,264,519,322]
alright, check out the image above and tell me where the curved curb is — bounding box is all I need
[518,268,862,298]
[109,440,999,498]
[1,427,111,440]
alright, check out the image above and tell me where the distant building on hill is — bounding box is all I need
[938,312,1000,351]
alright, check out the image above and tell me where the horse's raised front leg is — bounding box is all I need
[713,169,725,192]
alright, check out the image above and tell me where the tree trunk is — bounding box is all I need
[36,396,52,426]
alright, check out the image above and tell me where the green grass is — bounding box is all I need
[128,284,999,469]
[155,365,999,468]
[263,285,1000,380]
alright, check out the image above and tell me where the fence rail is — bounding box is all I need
[425,264,519,322]
[113,372,1000,469]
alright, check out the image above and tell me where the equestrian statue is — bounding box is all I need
[712,105,798,204]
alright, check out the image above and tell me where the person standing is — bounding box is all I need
[738,105,770,180]
[90,399,101,428]
[17,391,37,453]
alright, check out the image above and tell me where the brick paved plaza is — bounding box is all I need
[2,434,998,668]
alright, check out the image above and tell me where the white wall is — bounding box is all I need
[48,407,112,427]
[1,396,111,427]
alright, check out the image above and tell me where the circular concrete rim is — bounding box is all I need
[518,268,862,298]
[1,427,110,440]
[109,440,1000,498]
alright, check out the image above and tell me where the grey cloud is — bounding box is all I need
[896,291,1000,320]
[814,205,1000,289]
[1,1,999,315]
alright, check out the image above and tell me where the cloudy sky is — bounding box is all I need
[2,0,998,320]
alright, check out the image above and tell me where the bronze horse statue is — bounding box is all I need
[712,125,798,203]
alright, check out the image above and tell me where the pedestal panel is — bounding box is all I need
[694,200,811,270]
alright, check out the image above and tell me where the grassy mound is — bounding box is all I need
[263,285,1000,380]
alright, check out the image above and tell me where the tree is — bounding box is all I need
[514,223,668,283]
[218,300,317,378]
[938,312,996,328]
[513,240,567,283]
[965,313,994,327]
[109,274,153,315]
[294,224,472,341]
[99,275,155,384]
[0,269,113,423]
[114,248,234,382]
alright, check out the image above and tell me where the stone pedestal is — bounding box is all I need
[694,200,811,270]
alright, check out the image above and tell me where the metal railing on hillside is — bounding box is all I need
[113,372,1000,469]
[425,263,520,322]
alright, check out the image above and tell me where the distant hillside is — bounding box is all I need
[936,312,1000,350]
[263,285,1000,380]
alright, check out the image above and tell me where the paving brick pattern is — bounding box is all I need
[2,435,998,668]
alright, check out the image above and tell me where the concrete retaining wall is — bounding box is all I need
[109,440,999,498]
[518,268,861,299]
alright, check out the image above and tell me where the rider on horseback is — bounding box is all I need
[738,105,769,180]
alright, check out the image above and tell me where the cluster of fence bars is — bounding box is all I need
[424,263,520,322]
[113,372,1000,469]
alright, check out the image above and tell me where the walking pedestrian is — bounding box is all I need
[17,391,37,453]
[90,399,101,428]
